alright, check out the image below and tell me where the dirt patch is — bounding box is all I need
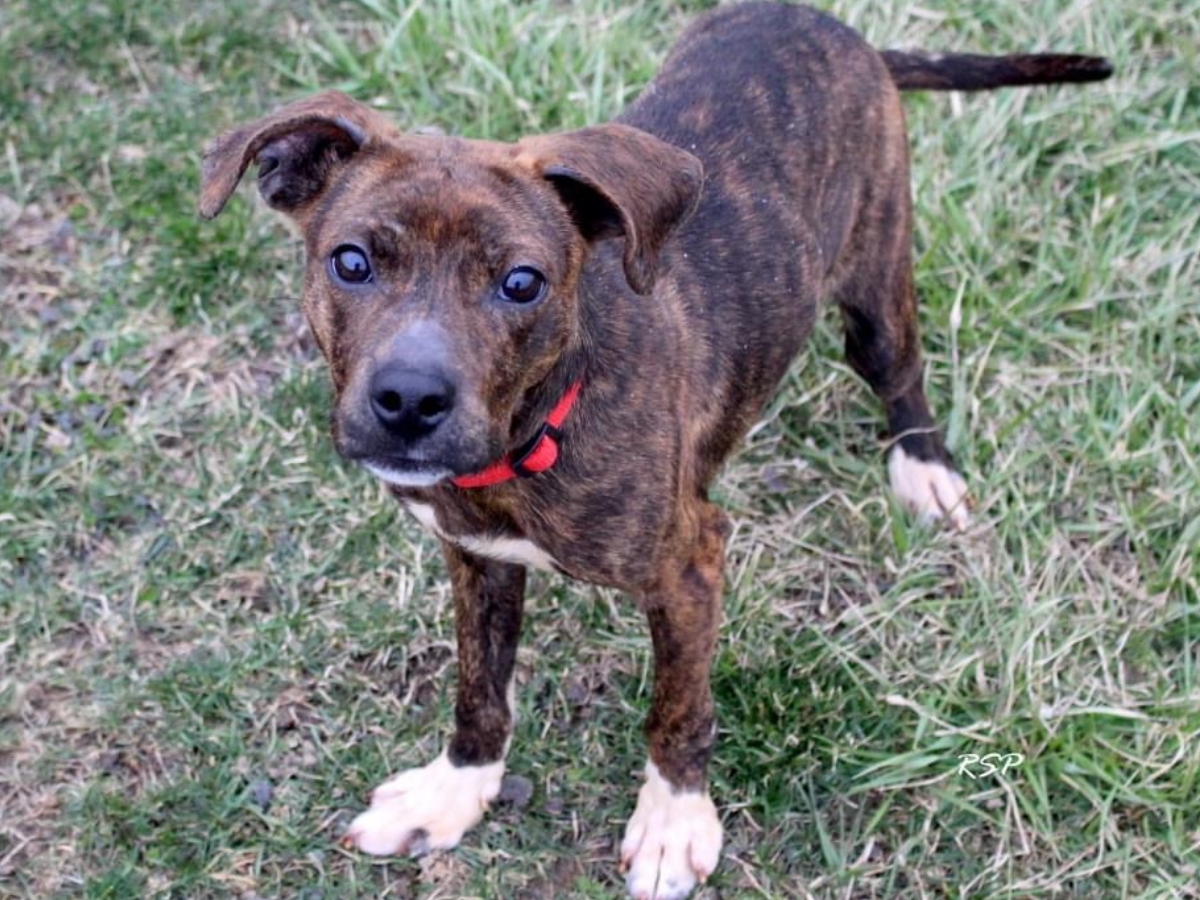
[348,640,456,710]
[0,623,195,896]
[0,192,81,325]
[513,856,589,900]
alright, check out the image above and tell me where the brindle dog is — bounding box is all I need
[199,3,1110,897]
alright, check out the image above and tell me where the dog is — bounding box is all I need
[199,3,1110,897]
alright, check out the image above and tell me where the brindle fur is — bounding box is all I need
[200,0,1110,873]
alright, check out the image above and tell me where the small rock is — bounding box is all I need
[497,774,534,809]
[762,464,791,493]
[565,678,590,707]
[247,778,274,812]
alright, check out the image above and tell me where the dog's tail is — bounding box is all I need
[881,50,1113,91]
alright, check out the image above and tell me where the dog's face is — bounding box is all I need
[200,91,701,486]
[295,136,589,486]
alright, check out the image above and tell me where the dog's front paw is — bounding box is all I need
[620,762,722,900]
[344,751,504,856]
[887,444,971,530]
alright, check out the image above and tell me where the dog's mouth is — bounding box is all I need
[333,403,503,489]
[361,457,455,488]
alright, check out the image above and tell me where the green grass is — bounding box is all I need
[1,0,1197,897]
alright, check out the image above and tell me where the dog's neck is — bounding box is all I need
[509,339,589,450]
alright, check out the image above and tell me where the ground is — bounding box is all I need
[1,0,1198,898]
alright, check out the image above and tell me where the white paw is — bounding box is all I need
[344,750,504,856]
[887,444,971,530]
[620,762,722,900]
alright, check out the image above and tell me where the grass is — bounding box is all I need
[1,0,1197,897]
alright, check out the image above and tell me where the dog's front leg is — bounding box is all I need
[622,506,727,900]
[346,544,525,856]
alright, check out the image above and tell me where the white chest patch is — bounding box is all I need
[403,501,559,571]
[404,501,441,533]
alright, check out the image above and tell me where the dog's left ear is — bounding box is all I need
[517,124,703,295]
[199,90,400,221]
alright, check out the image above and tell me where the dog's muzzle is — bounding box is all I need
[368,365,457,442]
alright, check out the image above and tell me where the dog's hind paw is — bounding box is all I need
[887,444,971,530]
[343,751,503,856]
[620,762,722,900]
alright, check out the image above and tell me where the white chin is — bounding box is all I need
[363,460,453,488]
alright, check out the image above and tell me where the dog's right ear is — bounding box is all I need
[199,91,399,221]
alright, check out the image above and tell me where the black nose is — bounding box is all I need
[368,367,456,440]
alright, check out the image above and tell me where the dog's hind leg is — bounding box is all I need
[834,201,971,529]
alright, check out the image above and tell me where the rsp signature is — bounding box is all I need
[957,752,1025,779]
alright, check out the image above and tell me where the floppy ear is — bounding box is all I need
[516,124,703,295]
[199,90,400,221]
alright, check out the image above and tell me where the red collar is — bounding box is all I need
[452,381,583,489]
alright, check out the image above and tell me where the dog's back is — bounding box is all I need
[617,3,907,483]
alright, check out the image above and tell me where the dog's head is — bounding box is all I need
[200,91,701,487]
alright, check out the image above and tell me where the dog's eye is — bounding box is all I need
[330,245,373,285]
[498,266,546,304]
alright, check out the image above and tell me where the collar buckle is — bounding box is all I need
[510,422,565,478]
